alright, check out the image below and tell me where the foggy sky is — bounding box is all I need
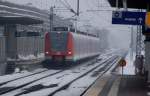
[5,0,131,49]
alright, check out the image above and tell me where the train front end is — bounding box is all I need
[44,31,74,66]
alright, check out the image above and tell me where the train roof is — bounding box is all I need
[52,27,99,38]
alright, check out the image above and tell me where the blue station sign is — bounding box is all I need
[112,11,146,25]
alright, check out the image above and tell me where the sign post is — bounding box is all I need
[119,59,126,75]
[112,11,146,25]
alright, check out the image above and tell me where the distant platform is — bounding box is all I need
[107,0,149,9]
[83,74,147,96]
[0,16,43,25]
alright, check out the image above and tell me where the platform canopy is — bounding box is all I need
[107,0,149,9]
[0,16,43,25]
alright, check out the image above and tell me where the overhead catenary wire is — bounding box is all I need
[63,0,72,10]
[85,0,111,24]
[59,0,71,9]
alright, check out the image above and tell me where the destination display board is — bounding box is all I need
[112,11,146,25]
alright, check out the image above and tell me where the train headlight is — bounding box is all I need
[46,52,49,54]
[68,51,72,55]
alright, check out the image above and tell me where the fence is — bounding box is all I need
[0,36,7,75]
[17,36,44,60]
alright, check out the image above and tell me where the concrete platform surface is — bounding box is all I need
[83,75,111,96]
[83,75,148,96]
[117,75,147,96]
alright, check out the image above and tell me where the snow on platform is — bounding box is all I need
[18,53,44,61]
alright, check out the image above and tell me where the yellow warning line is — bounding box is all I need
[83,75,110,96]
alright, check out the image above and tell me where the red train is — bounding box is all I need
[43,27,100,67]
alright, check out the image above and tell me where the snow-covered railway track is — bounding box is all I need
[54,56,121,96]
[0,69,64,95]
[0,69,48,86]
[0,55,119,96]
[48,56,119,96]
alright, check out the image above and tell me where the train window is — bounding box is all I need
[27,32,41,36]
[50,32,68,51]
[16,31,41,37]
[70,28,75,32]
[53,27,68,31]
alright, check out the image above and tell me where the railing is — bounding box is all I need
[0,36,44,75]
[17,36,44,60]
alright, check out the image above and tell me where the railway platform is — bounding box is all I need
[83,74,147,96]
[83,51,147,96]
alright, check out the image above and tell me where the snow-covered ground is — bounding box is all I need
[1,54,115,96]
[1,70,60,88]
[54,72,97,96]
[54,57,121,96]
[0,68,46,84]
[0,49,123,96]
[18,53,44,61]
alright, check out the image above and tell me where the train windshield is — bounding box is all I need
[50,32,68,52]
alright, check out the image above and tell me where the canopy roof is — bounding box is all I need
[108,0,149,9]
[0,16,43,25]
